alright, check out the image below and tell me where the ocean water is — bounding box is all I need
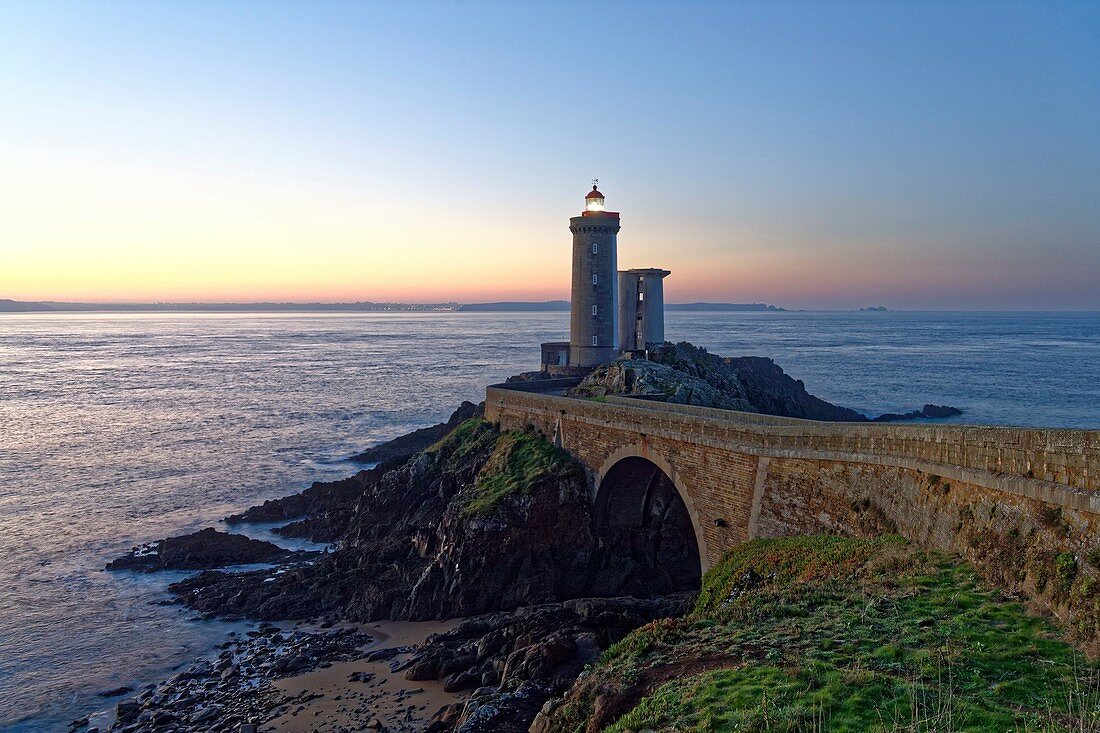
[0,310,1097,731]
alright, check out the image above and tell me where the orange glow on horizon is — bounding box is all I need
[3,148,1093,311]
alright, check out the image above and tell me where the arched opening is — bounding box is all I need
[586,456,702,596]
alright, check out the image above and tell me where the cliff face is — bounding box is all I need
[171,419,700,622]
[570,342,868,422]
[341,419,598,620]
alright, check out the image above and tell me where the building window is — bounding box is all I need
[592,243,598,254]
[592,274,598,285]
[639,292,644,301]
[592,335,598,346]
[592,305,597,315]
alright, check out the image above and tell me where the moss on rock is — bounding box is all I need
[460,425,582,518]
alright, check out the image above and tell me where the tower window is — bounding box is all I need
[592,305,598,315]
[639,292,644,301]
[592,335,598,346]
[592,243,598,254]
[592,274,598,285]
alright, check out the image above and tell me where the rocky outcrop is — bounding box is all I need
[225,463,393,543]
[405,595,693,732]
[170,420,696,623]
[568,358,756,412]
[349,401,483,465]
[873,403,964,422]
[571,342,960,423]
[224,402,481,543]
[505,371,558,384]
[719,354,868,421]
[106,528,304,572]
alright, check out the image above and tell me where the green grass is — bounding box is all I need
[604,665,904,733]
[693,535,907,618]
[427,417,495,461]
[563,536,1100,733]
[458,427,579,518]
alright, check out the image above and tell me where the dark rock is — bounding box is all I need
[150,710,176,726]
[106,528,304,572]
[873,403,964,422]
[569,356,755,411]
[455,682,553,733]
[504,371,557,383]
[720,353,868,421]
[114,700,140,723]
[97,686,133,698]
[171,420,698,622]
[442,670,481,693]
[403,654,442,681]
[224,464,392,542]
[189,706,220,724]
[571,342,958,425]
[104,628,371,732]
[143,405,712,733]
[363,646,415,663]
[570,342,868,421]
[425,704,464,733]
[350,401,483,464]
[401,594,692,713]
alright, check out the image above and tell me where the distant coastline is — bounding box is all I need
[457,301,785,312]
[0,298,461,313]
[0,298,786,313]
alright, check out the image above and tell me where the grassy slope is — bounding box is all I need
[430,418,582,518]
[556,536,1099,733]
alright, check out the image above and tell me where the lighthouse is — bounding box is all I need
[568,184,620,367]
[539,182,670,375]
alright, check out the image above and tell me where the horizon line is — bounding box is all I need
[2,298,1097,314]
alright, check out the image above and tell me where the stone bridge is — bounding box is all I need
[485,383,1100,575]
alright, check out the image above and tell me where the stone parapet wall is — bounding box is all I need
[485,385,1100,643]
[486,387,1099,508]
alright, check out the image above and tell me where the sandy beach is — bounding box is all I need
[268,619,466,733]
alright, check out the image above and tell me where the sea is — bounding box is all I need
[1,310,1097,731]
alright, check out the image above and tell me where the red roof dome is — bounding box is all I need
[585,185,604,199]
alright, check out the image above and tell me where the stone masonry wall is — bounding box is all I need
[755,457,1099,643]
[485,386,1100,644]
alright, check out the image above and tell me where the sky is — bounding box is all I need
[1,1,1098,310]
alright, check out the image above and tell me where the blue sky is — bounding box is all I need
[1,1,1097,308]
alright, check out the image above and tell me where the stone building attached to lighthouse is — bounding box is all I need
[541,184,671,374]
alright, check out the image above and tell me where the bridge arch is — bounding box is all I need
[595,443,709,575]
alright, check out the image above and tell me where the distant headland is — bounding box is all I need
[457,301,785,312]
[0,298,786,313]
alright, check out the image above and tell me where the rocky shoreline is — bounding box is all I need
[92,343,969,732]
[87,626,373,733]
